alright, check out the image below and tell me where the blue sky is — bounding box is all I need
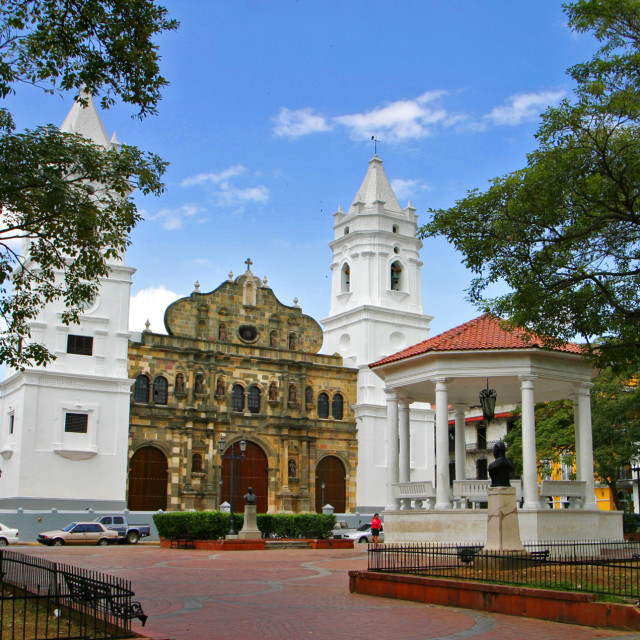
[8,1,599,343]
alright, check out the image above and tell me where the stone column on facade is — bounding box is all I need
[207,363,217,414]
[454,404,467,483]
[520,376,539,510]
[298,437,311,512]
[398,398,411,509]
[282,438,290,492]
[309,440,317,512]
[203,423,216,510]
[385,388,400,511]
[434,378,452,509]
[184,422,194,490]
[576,382,597,509]
[186,362,196,408]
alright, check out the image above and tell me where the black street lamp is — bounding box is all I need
[479,380,497,426]
[218,434,247,536]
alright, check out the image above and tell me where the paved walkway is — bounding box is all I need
[18,544,640,640]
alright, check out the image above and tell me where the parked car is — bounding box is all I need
[341,523,384,544]
[332,521,350,538]
[93,515,151,544]
[37,522,120,546]
[0,522,19,546]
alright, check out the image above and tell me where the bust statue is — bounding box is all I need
[244,487,256,505]
[488,442,514,487]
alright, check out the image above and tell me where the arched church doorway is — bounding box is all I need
[315,456,346,513]
[128,446,168,511]
[221,440,268,513]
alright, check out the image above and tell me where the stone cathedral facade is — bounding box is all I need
[127,263,358,513]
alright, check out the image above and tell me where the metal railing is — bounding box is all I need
[368,540,640,598]
[0,549,144,639]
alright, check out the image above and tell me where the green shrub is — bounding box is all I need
[153,511,336,540]
[154,511,243,540]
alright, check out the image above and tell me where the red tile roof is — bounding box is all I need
[371,314,584,368]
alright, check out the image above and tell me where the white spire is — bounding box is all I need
[60,92,112,148]
[347,155,402,216]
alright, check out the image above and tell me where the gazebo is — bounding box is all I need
[370,315,623,543]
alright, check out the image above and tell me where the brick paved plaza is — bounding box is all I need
[19,545,640,640]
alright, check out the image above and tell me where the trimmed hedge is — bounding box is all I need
[153,511,336,540]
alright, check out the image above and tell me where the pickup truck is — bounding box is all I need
[93,515,151,544]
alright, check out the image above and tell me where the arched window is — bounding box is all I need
[153,376,168,405]
[191,453,203,473]
[248,385,261,414]
[332,393,344,420]
[341,263,350,293]
[232,384,245,412]
[133,375,149,403]
[390,260,402,290]
[317,392,329,419]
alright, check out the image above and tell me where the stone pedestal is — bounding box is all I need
[485,486,525,551]
[238,504,261,540]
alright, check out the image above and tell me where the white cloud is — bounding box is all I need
[145,204,201,230]
[179,164,270,210]
[273,107,332,138]
[129,285,181,334]
[181,165,246,187]
[273,88,567,144]
[219,184,270,205]
[390,178,430,201]
[334,91,450,142]
[484,90,565,126]
[191,258,213,268]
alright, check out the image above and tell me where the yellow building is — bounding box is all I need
[126,263,358,513]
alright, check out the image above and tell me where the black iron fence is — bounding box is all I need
[368,540,640,599]
[0,549,146,640]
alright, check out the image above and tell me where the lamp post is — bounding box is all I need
[218,434,247,536]
[321,481,326,509]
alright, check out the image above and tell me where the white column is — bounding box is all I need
[573,396,582,481]
[385,389,400,511]
[435,378,451,509]
[576,383,597,509]
[454,404,467,482]
[520,376,539,510]
[398,399,411,509]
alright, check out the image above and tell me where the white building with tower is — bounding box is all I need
[0,96,134,509]
[322,155,435,511]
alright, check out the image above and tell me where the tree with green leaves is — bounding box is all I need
[0,0,177,370]
[420,0,640,369]
[505,367,640,510]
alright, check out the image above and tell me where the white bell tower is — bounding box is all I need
[0,96,135,509]
[322,155,435,510]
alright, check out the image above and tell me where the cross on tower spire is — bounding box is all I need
[245,258,253,270]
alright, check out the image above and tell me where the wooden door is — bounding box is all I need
[128,446,168,511]
[315,456,346,513]
[221,441,268,513]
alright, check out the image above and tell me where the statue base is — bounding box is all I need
[238,504,261,540]
[484,486,525,552]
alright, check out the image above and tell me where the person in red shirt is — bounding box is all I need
[370,513,382,544]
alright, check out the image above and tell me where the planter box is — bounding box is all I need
[348,570,640,631]
[309,539,354,549]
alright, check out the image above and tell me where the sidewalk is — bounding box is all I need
[20,545,640,640]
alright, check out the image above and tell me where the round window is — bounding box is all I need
[238,325,259,342]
